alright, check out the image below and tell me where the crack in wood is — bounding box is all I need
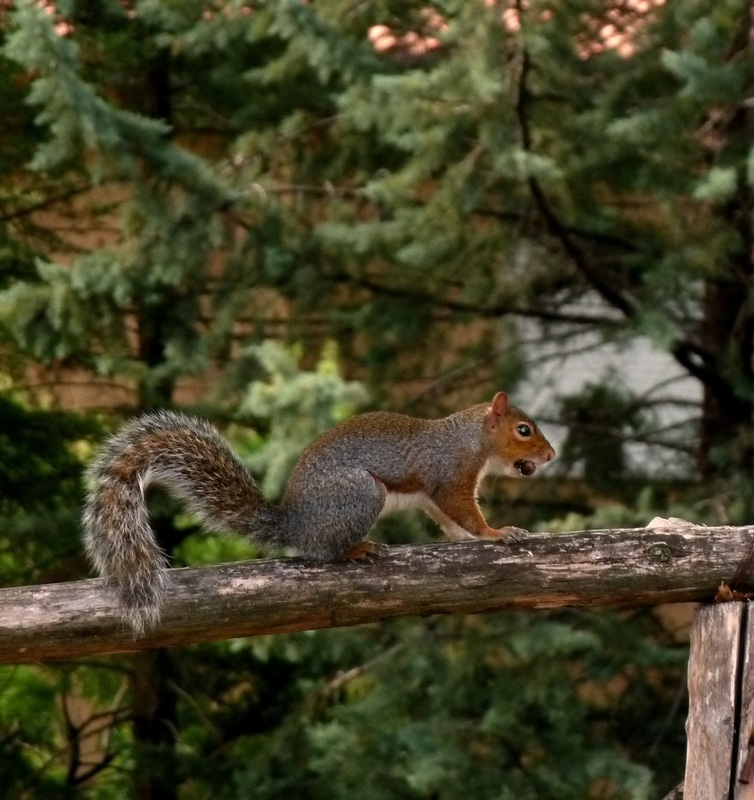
[731,601,750,799]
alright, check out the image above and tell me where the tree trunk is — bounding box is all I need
[697,274,754,479]
[131,285,181,798]
[132,648,179,800]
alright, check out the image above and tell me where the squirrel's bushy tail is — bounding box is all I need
[83,411,282,634]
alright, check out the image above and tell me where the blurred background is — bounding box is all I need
[0,0,752,796]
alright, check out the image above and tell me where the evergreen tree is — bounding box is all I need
[219,0,754,479]
[5,0,753,478]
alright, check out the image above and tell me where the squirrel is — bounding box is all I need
[83,391,555,634]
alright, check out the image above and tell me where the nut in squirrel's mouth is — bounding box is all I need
[515,459,537,476]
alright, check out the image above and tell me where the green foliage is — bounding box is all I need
[1,1,246,407]
[0,666,66,795]
[238,340,368,497]
[171,613,685,800]
[0,398,88,511]
[0,661,133,799]
[0,400,105,797]
[6,0,228,199]
[0,398,97,586]
[557,383,679,490]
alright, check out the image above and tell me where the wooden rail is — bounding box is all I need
[0,524,752,664]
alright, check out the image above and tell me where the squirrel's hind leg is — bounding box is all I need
[285,468,387,562]
[341,540,390,560]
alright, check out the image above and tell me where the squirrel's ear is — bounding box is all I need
[487,392,509,426]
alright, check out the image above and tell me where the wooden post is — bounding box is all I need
[684,601,754,799]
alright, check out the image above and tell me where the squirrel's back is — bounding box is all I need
[285,406,488,499]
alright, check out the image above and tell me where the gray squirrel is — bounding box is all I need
[83,392,555,634]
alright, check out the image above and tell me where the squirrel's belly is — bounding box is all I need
[380,490,430,516]
[379,491,475,541]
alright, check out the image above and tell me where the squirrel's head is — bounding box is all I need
[483,392,556,478]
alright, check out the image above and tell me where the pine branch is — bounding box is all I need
[671,339,735,395]
[512,32,636,319]
[0,182,91,223]
[324,267,623,327]
[474,205,640,252]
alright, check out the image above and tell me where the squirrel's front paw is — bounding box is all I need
[480,525,528,543]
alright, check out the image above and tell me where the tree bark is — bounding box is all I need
[1,525,753,665]
[132,648,178,800]
[683,602,754,799]
[697,275,754,478]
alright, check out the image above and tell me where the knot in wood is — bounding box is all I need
[647,542,671,564]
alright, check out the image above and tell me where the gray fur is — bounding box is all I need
[83,411,283,634]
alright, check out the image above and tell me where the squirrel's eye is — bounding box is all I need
[516,423,532,437]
